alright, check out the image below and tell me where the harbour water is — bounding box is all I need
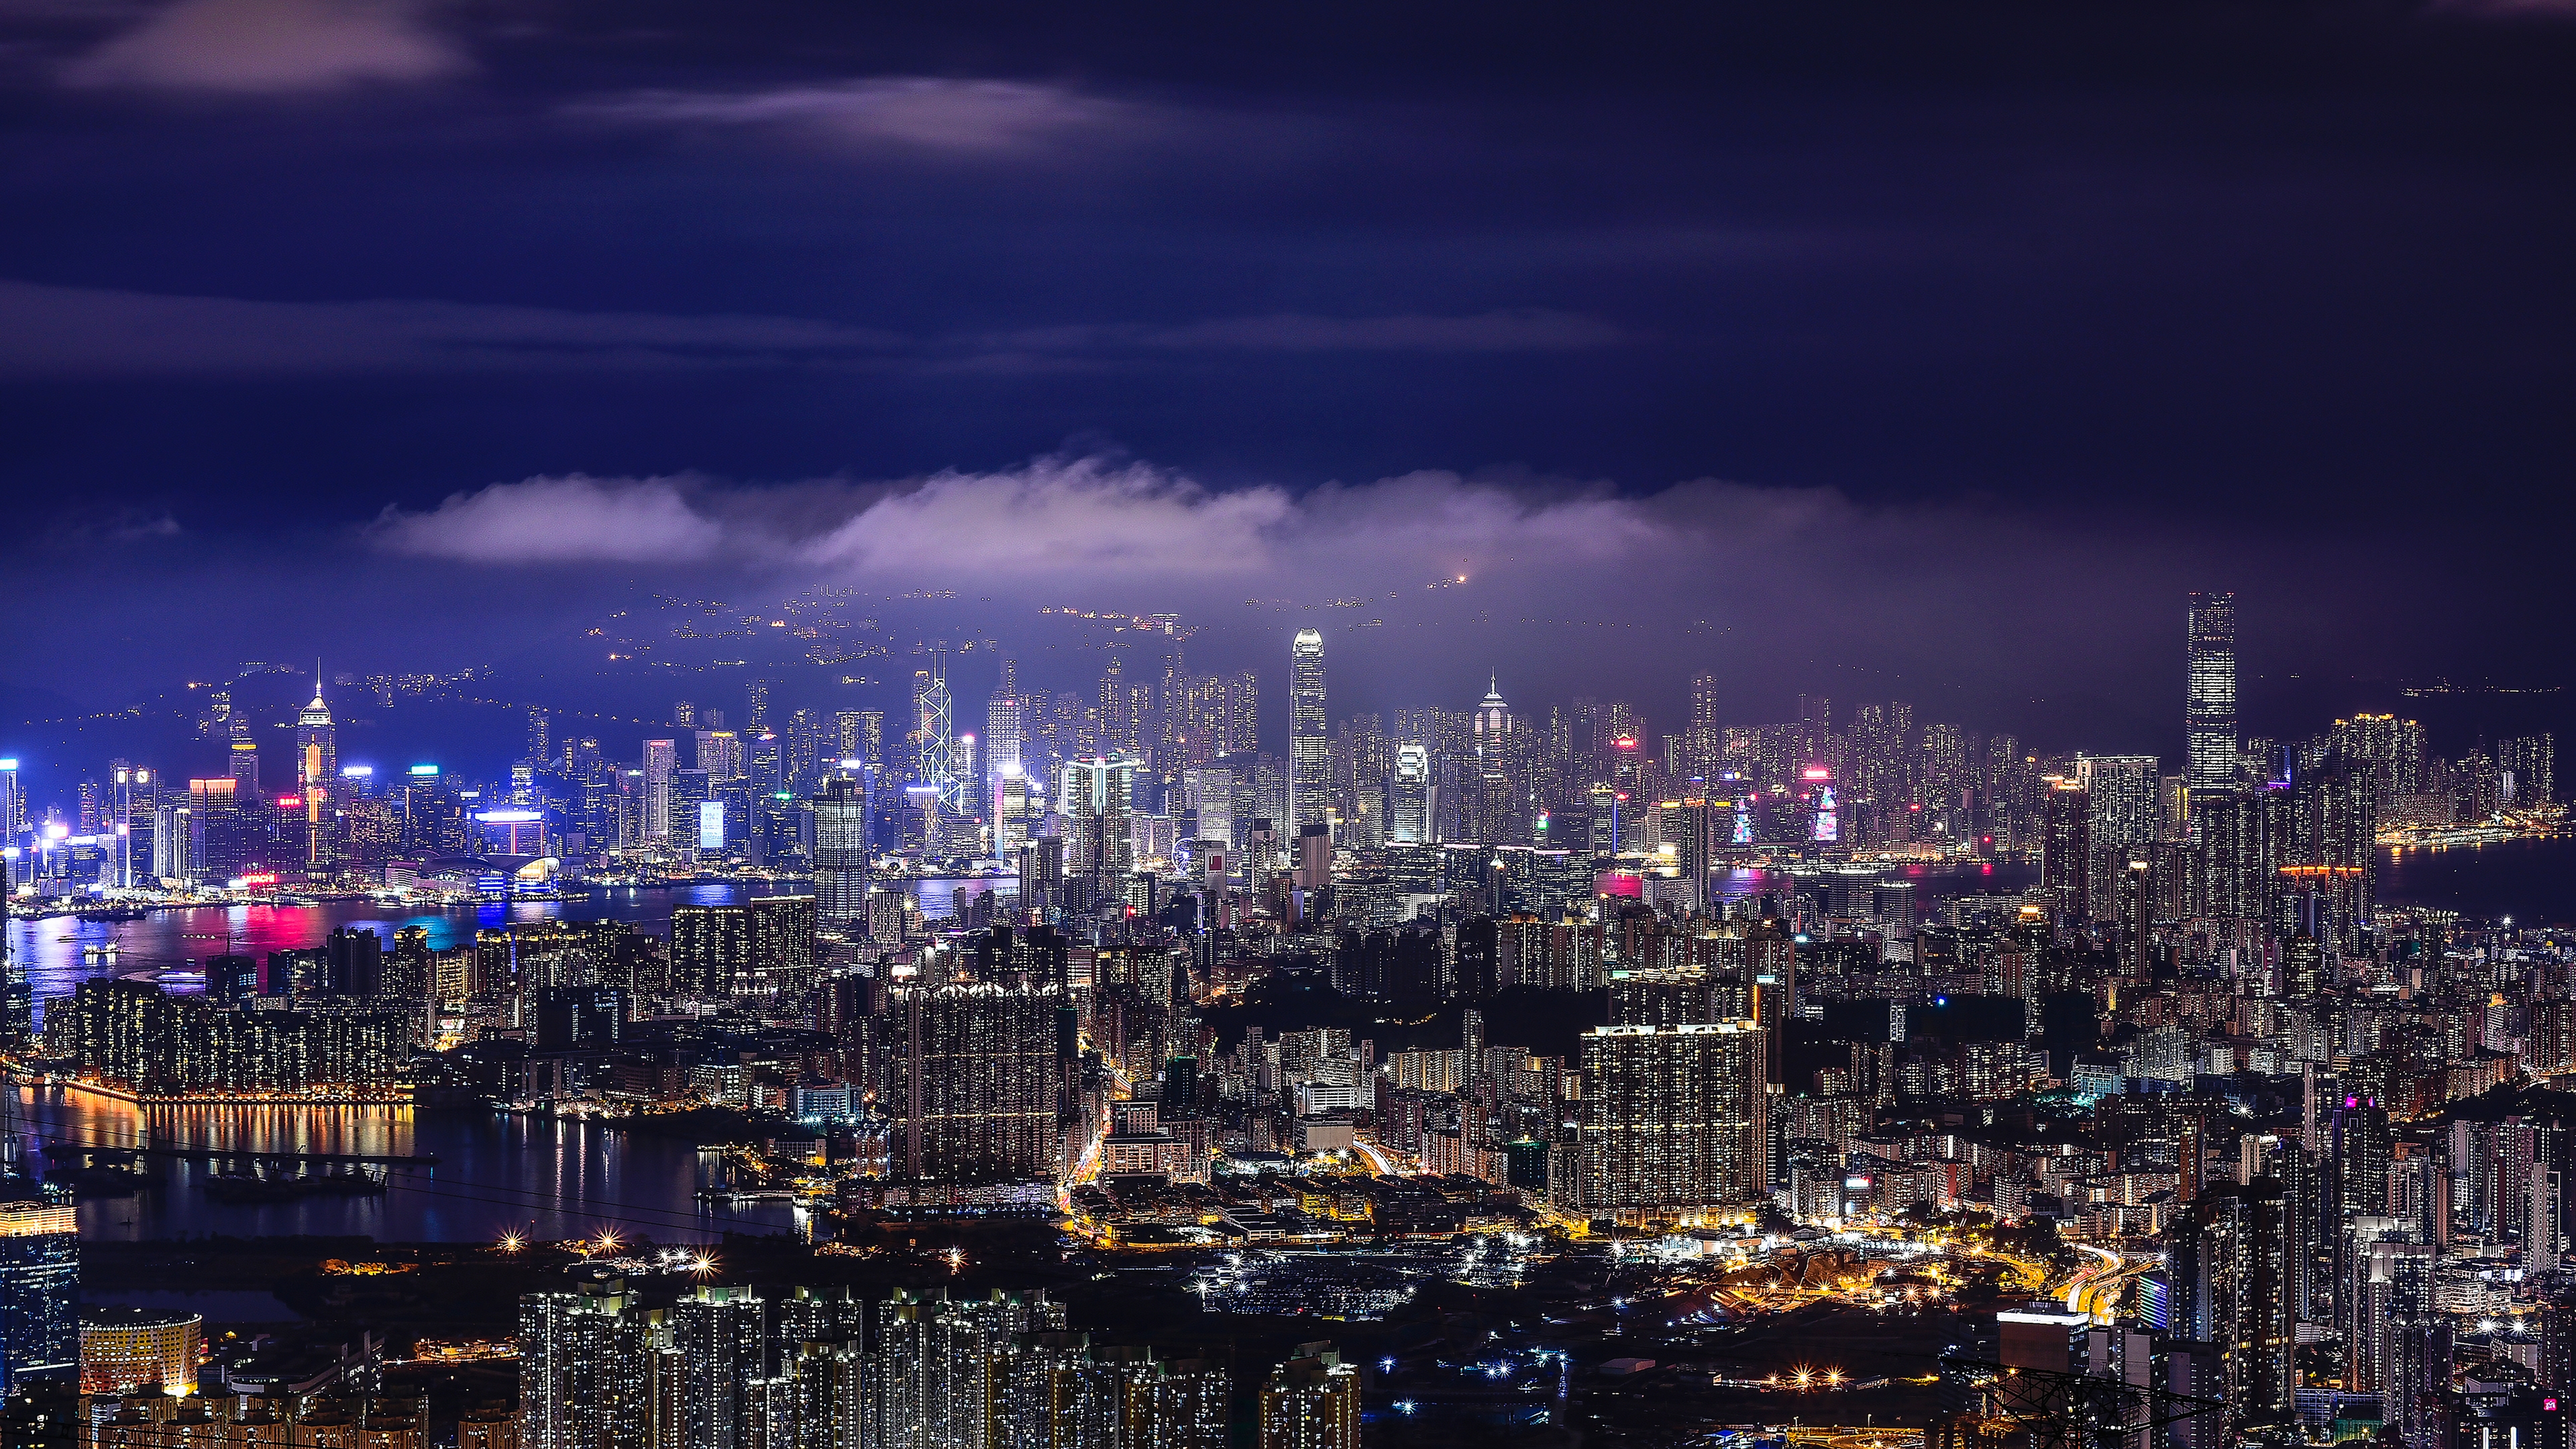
[17,1088,800,1246]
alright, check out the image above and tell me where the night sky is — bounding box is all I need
[3,1,2571,763]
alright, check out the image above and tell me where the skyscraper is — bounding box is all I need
[915,657,961,812]
[1059,757,1138,881]
[1289,629,1326,841]
[812,777,870,934]
[1390,742,1430,843]
[2041,780,2091,921]
[885,983,1067,1183]
[643,739,677,843]
[0,1195,76,1394]
[2186,592,2237,800]
[986,659,1024,803]
[297,673,337,792]
[519,1273,659,1449]
[1570,1018,1765,1223]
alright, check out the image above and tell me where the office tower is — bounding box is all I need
[0,1195,76,1394]
[519,1274,657,1449]
[643,740,677,842]
[914,657,962,812]
[1182,765,1232,847]
[1473,676,1509,756]
[813,778,870,934]
[1390,743,1430,843]
[986,659,1024,795]
[1059,757,1138,881]
[2041,781,2090,920]
[527,708,551,767]
[0,759,17,839]
[745,678,769,733]
[2186,592,2237,799]
[695,730,744,783]
[228,733,260,798]
[1260,1343,1360,1449]
[671,769,712,853]
[884,983,1067,1183]
[669,897,818,997]
[297,673,337,792]
[1571,1019,1764,1221]
[186,777,244,883]
[1289,629,1326,841]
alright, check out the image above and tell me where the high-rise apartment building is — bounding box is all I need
[519,1273,659,1449]
[2041,781,2091,921]
[1258,1342,1360,1449]
[669,897,818,998]
[1570,1018,1764,1222]
[1289,629,1326,841]
[884,983,1067,1183]
[2186,592,2237,800]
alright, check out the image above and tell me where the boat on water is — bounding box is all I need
[203,1172,386,1203]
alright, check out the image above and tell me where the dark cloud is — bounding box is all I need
[60,0,467,93]
[562,78,1144,156]
[0,280,905,375]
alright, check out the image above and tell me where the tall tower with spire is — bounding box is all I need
[1473,675,1509,757]
[297,668,337,870]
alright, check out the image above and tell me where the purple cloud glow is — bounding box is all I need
[62,0,468,93]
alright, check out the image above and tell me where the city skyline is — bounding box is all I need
[4,3,2574,1443]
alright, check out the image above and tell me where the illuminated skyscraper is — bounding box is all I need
[228,732,260,798]
[1572,1018,1764,1222]
[812,777,870,934]
[643,739,678,842]
[297,673,337,792]
[2041,780,2092,921]
[519,1273,658,1449]
[527,708,551,767]
[985,659,1024,801]
[1059,757,1138,880]
[1390,743,1430,843]
[914,656,962,813]
[695,729,744,783]
[1289,629,1326,841]
[0,1195,76,1394]
[1473,676,1509,755]
[2186,592,2237,800]
[884,983,1067,1183]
